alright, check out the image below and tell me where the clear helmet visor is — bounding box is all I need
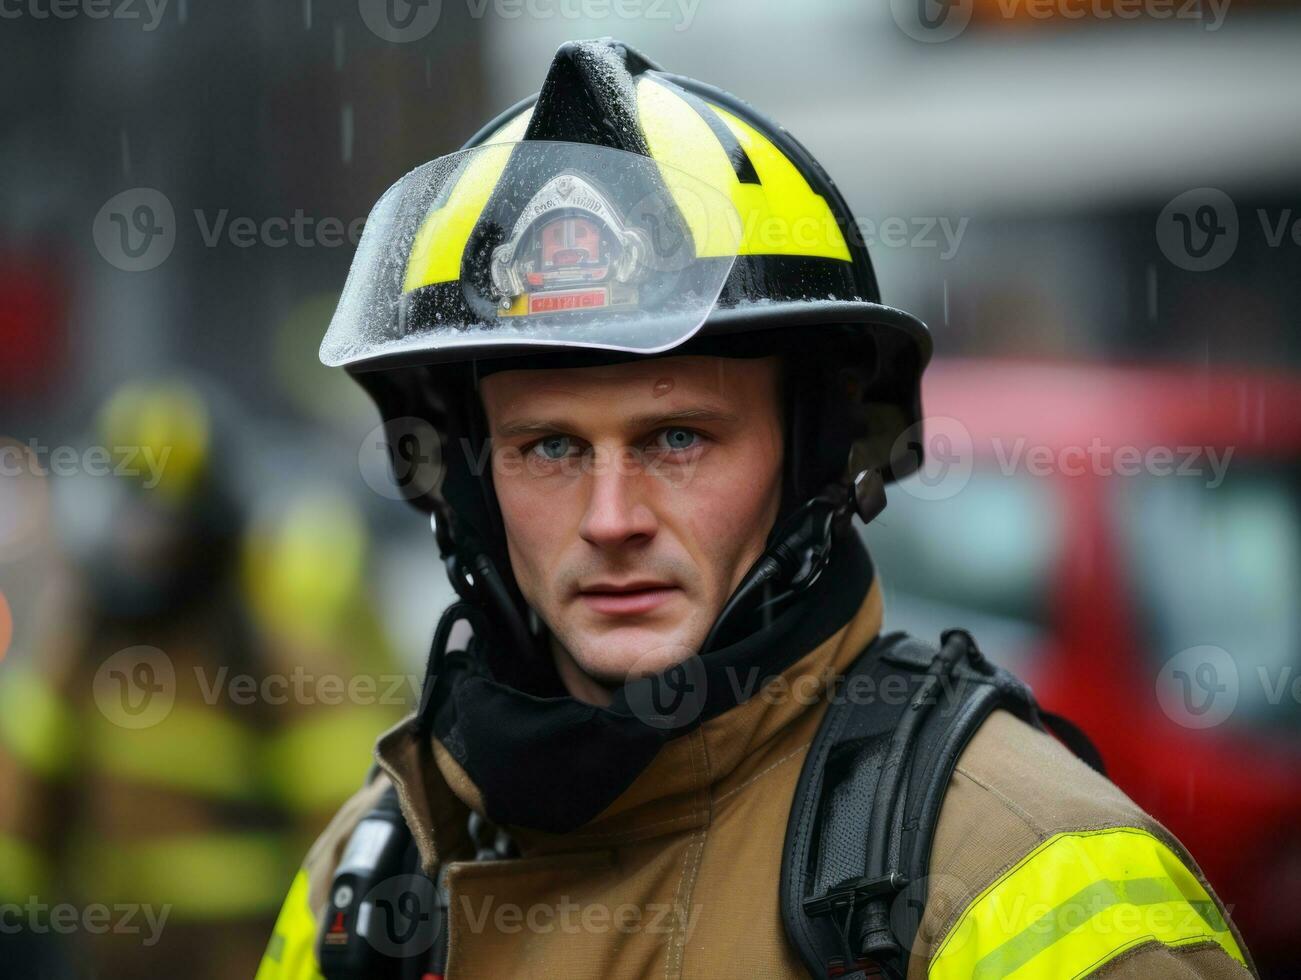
[320,141,743,369]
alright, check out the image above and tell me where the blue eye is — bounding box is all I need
[658,428,698,452]
[532,435,572,460]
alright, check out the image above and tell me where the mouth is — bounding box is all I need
[576,581,681,617]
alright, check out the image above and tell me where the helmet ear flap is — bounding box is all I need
[781,335,876,516]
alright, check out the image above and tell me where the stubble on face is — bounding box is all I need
[481,355,784,703]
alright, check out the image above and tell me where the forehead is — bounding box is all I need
[479,355,781,421]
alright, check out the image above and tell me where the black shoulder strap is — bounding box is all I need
[780,628,1103,980]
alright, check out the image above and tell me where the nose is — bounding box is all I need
[578,446,659,549]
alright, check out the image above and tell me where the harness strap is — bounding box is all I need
[780,629,1101,980]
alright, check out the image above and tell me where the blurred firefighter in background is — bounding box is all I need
[0,378,405,979]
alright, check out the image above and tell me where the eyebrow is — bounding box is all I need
[493,407,740,438]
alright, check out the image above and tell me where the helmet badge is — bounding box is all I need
[490,173,650,316]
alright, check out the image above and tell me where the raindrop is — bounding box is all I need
[303,0,312,29]
[119,128,131,178]
[1146,263,1158,322]
[177,0,187,24]
[333,22,346,71]
[652,378,674,398]
[341,103,354,165]
[942,278,949,327]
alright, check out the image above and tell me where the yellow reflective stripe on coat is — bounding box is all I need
[929,827,1247,979]
[255,869,325,980]
[0,667,77,778]
[87,703,261,801]
[81,832,291,920]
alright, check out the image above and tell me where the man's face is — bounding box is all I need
[480,355,784,696]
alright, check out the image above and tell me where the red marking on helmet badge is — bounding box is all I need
[529,287,609,314]
[490,173,649,317]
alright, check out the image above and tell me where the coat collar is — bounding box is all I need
[377,539,884,866]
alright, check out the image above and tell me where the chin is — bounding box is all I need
[569,623,701,685]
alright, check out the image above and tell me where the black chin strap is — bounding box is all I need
[700,469,887,656]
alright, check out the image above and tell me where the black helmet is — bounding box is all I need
[323,38,931,648]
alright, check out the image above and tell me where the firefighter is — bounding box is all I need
[0,379,288,979]
[0,380,403,979]
[256,39,1256,980]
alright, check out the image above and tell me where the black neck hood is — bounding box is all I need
[426,534,875,833]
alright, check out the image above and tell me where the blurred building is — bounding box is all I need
[1,2,1298,975]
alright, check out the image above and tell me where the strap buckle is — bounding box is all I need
[802,872,909,919]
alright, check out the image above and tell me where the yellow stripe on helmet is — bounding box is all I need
[403,108,534,292]
[636,77,851,263]
[929,827,1247,979]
